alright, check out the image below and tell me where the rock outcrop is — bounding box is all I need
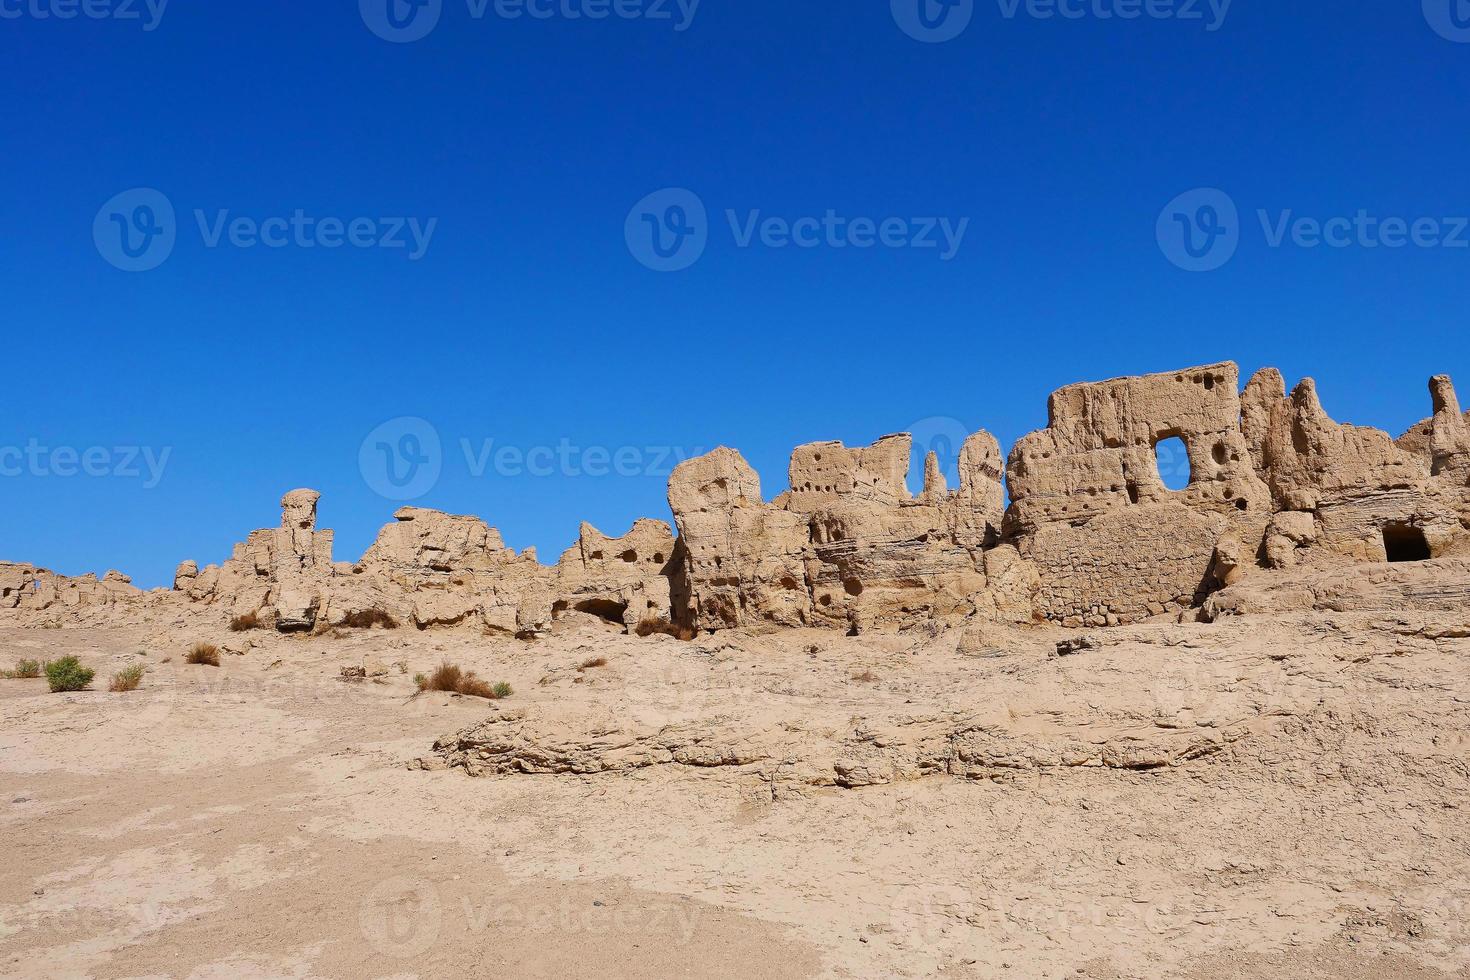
[4,361,1467,635]
[668,431,1006,633]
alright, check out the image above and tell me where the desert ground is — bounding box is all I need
[2,605,1468,979]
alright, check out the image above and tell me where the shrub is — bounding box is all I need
[185,643,220,667]
[415,662,512,700]
[6,659,41,679]
[342,608,399,630]
[456,674,497,699]
[228,611,261,632]
[577,656,608,672]
[851,669,879,683]
[109,664,146,692]
[634,617,695,641]
[44,656,94,693]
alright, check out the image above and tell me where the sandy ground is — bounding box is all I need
[1,610,1468,979]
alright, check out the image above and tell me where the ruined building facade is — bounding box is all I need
[5,362,1468,633]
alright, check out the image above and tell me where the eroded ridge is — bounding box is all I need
[5,361,1468,634]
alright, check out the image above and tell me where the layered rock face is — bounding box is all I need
[1242,370,1469,567]
[168,497,678,636]
[668,432,1010,633]
[5,361,1468,634]
[1005,363,1272,626]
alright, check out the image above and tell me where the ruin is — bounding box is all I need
[4,361,1467,633]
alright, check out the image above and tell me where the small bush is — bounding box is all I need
[422,661,462,693]
[109,664,146,692]
[851,669,879,683]
[577,656,608,672]
[341,608,399,630]
[185,643,220,667]
[634,617,695,641]
[228,611,261,632]
[457,674,497,699]
[414,662,512,700]
[44,656,94,693]
[5,659,42,680]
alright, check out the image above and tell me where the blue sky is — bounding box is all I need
[3,1,1467,587]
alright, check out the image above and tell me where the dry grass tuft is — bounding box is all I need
[185,643,221,667]
[341,608,399,630]
[2,659,42,680]
[634,617,696,641]
[109,664,146,692]
[577,656,609,672]
[850,669,879,683]
[228,611,262,632]
[414,662,512,700]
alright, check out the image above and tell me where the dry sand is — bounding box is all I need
[1,610,1468,978]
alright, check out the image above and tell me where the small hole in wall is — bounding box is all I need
[1212,443,1228,466]
[619,550,638,563]
[1235,499,1249,511]
[1383,524,1431,562]
[1154,436,1191,491]
[1204,376,1215,391]
[652,553,665,564]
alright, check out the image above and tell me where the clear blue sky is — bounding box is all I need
[4,2,1467,587]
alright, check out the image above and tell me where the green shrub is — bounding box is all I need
[44,656,94,693]
[3,659,42,680]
